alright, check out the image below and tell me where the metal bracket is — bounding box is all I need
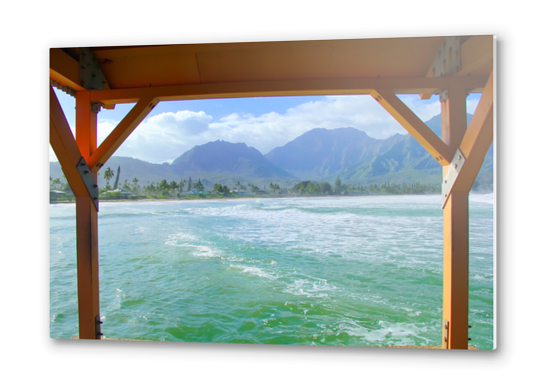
[444,320,450,349]
[77,157,99,211]
[433,37,462,77]
[439,89,449,103]
[95,315,103,339]
[433,36,461,101]
[442,148,465,208]
[90,101,104,113]
[79,47,106,91]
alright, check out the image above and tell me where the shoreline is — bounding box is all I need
[49,191,492,205]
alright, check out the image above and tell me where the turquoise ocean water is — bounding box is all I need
[50,194,494,349]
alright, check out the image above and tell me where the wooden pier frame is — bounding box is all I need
[49,36,494,347]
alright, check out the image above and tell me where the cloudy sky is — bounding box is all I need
[51,88,480,164]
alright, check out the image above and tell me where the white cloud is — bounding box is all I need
[398,95,441,121]
[97,110,213,164]
[205,95,410,155]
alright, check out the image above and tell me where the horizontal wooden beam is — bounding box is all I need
[371,88,454,165]
[89,76,489,105]
[50,49,86,92]
[49,87,89,197]
[457,35,493,77]
[420,36,493,99]
[88,96,159,172]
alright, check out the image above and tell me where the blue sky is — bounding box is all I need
[51,88,480,164]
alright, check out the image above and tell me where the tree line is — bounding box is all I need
[290,177,439,196]
[51,167,441,200]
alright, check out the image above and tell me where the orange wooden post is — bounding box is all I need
[75,92,101,339]
[441,83,469,349]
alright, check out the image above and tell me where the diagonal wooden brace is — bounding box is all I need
[442,71,494,208]
[88,96,159,172]
[371,88,454,165]
[50,87,99,210]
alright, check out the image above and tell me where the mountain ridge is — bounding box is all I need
[50,114,493,190]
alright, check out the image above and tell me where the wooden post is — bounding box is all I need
[75,92,101,339]
[441,83,469,349]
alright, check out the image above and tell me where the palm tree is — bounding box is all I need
[131,178,139,193]
[103,167,115,187]
[158,179,168,193]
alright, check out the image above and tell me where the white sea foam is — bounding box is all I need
[337,319,424,344]
[191,245,223,258]
[283,277,338,298]
[232,265,278,280]
[164,232,199,246]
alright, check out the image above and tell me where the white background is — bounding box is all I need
[1,1,538,382]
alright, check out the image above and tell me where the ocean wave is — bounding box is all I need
[470,193,494,205]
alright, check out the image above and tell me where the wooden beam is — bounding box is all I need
[456,36,493,77]
[49,87,88,197]
[420,35,493,99]
[370,88,453,165]
[88,96,159,172]
[419,36,445,100]
[444,71,494,197]
[50,49,86,92]
[76,92,97,161]
[88,76,489,105]
[76,195,101,339]
[442,191,470,349]
[441,83,468,151]
[440,80,469,350]
[75,91,102,340]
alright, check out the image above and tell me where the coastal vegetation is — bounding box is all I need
[50,172,442,203]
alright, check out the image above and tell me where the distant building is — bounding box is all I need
[105,188,132,198]
[50,190,66,199]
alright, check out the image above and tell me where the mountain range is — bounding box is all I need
[50,114,493,191]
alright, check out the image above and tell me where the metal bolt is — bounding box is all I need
[454,164,458,170]
[94,197,97,200]
[444,180,447,184]
[94,185,98,188]
[84,170,89,174]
